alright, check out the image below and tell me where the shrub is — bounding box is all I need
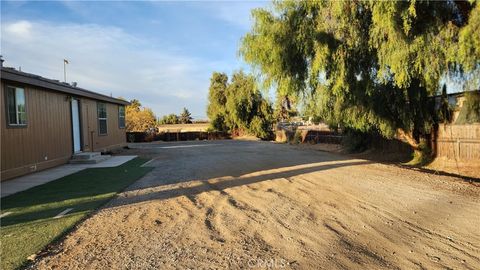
[127,133,136,143]
[342,129,370,153]
[144,133,156,142]
[409,139,433,166]
[290,130,303,144]
[249,116,273,140]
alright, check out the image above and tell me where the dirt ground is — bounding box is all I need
[299,143,480,179]
[427,157,480,179]
[33,140,480,269]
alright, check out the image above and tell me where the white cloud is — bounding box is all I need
[1,20,215,118]
[5,20,32,38]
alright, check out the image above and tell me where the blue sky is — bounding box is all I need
[1,1,269,119]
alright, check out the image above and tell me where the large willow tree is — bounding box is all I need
[240,0,478,153]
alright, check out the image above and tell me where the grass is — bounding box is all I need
[0,158,153,270]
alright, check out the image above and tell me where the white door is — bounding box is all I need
[71,99,82,153]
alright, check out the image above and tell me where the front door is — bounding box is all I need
[81,102,92,151]
[71,99,82,153]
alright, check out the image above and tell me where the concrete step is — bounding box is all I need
[71,152,102,160]
[69,155,111,164]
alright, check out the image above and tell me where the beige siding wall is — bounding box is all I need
[79,98,126,153]
[1,81,73,180]
[1,81,127,181]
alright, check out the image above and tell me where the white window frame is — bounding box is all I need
[97,102,108,135]
[118,105,125,129]
[6,86,27,126]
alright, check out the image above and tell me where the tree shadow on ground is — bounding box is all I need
[0,140,358,226]
[127,140,353,188]
[107,159,371,208]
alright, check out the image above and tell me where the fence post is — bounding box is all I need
[456,139,461,161]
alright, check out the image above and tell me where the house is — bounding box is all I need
[1,61,129,181]
[433,90,480,123]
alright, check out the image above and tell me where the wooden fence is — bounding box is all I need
[302,130,343,144]
[433,124,480,161]
[126,131,230,143]
[275,129,343,144]
[277,124,480,162]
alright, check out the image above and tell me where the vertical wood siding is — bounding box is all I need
[79,98,126,152]
[1,81,127,181]
[1,81,72,180]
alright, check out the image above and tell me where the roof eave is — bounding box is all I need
[1,68,130,106]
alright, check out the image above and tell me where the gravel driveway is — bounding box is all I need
[34,140,480,269]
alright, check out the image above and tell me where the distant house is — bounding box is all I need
[433,90,480,123]
[1,62,129,180]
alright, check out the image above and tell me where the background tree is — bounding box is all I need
[206,71,274,139]
[273,94,298,122]
[240,0,478,158]
[129,99,141,111]
[438,84,453,123]
[126,99,156,132]
[225,71,273,138]
[179,107,193,124]
[207,72,229,132]
[158,114,179,125]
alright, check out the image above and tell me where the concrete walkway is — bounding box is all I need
[1,155,137,198]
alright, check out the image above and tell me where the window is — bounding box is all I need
[118,105,125,128]
[6,86,27,126]
[97,102,107,135]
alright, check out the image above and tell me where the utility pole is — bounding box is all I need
[64,59,69,82]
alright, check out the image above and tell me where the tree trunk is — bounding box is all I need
[396,128,420,149]
[397,128,432,165]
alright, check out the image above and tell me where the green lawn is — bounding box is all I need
[0,158,153,270]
